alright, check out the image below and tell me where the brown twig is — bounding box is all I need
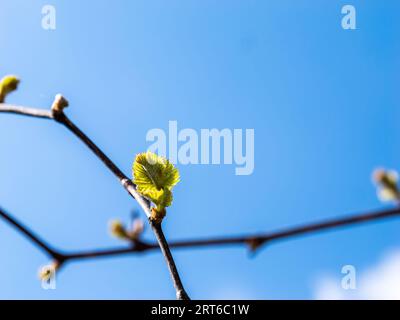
[0,103,189,300]
[61,205,400,257]
[0,207,64,261]
[1,205,400,261]
[150,221,190,300]
[0,104,52,119]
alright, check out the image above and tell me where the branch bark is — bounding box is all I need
[0,206,63,261]
[1,204,400,261]
[50,205,400,257]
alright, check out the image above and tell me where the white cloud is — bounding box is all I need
[314,249,400,300]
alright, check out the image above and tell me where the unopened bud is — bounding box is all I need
[372,168,399,202]
[38,261,59,281]
[0,75,20,103]
[129,218,145,240]
[51,94,69,113]
[246,238,265,252]
[109,219,129,239]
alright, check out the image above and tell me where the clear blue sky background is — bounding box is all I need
[0,0,399,299]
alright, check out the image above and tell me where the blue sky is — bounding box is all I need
[0,0,399,299]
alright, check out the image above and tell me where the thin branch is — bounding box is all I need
[0,207,64,261]
[0,103,189,300]
[54,113,153,214]
[0,104,52,119]
[64,205,400,258]
[150,221,190,300]
[2,204,400,262]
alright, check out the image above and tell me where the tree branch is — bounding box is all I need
[0,104,52,119]
[0,102,189,300]
[0,207,65,261]
[1,204,400,261]
[150,221,190,300]
[65,205,400,257]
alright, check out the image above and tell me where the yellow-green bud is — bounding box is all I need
[0,75,20,103]
[109,219,129,239]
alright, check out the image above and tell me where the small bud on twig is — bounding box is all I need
[109,219,129,240]
[0,75,20,103]
[245,238,266,253]
[51,94,69,113]
[372,168,400,203]
[109,217,145,242]
[38,261,59,281]
[130,218,145,240]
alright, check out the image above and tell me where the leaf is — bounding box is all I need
[159,188,173,208]
[133,152,179,191]
[133,152,179,213]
